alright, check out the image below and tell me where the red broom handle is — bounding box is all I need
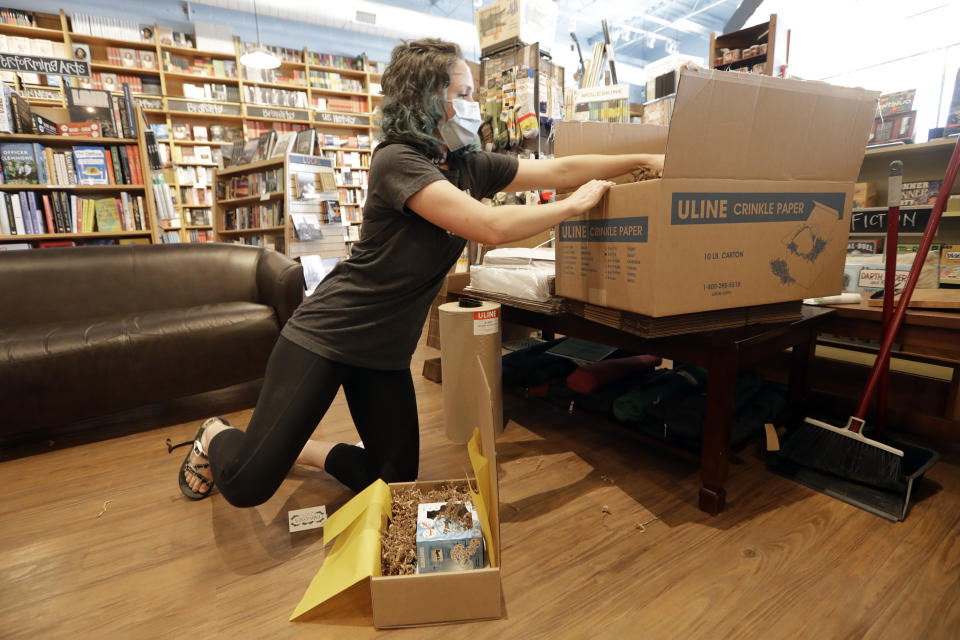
[877,161,902,435]
[854,138,960,421]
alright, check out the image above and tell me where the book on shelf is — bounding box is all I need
[66,88,119,139]
[253,131,277,161]
[72,146,110,185]
[290,212,323,241]
[239,139,259,165]
[9,91,34,135]
[270,131,297,159]
[93,197,122,232]
[149,123,169,140]
[193,125,209,142]
[209,125,226,142]
[294,129,316,155]
[32,114,58,136]
[0,83,14,134]
[0,143,40,184]
[58,122,103,138]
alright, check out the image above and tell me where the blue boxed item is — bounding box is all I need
[416,501,484,573]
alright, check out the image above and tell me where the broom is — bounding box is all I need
[781,136,960,491]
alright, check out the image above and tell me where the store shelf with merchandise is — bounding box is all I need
[708,13,788,77]
[0,104,159,246]
[1,9,380,243]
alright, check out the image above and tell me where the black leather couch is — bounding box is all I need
[0,243,303,443]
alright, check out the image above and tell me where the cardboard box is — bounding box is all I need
[853,182,877,208]
[474,0,558,55]
[290,361,501,628]
[555,68,879,317]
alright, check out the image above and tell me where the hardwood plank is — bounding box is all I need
[1,335,958,638]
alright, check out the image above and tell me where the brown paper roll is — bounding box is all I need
[438,300,502,444]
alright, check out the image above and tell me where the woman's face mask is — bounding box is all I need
[439,98,482,150]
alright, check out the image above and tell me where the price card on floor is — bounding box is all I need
[288,505,327,533]
[473,308,499,335]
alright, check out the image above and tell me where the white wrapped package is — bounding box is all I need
[469,264,554,301]
[482,247,555,268]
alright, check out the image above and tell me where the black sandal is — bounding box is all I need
[167,417,230,500]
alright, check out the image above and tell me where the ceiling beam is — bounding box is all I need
[723,0,765,33]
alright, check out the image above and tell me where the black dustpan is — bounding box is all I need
[767,435,939,521]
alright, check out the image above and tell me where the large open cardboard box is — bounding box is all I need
[555,68,879,317]
[290,359,501,629]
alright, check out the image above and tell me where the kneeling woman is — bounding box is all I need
[175,38,664,505]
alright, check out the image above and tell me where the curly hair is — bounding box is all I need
[378,38,475,161]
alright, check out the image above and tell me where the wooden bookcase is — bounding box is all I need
[0,102,157,248]
[0,8,377,245]
[211,153,349,260]
[708,14,789,77]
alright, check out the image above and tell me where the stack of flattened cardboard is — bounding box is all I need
[567,300,802,338]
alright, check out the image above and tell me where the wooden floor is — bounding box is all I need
[2,337,959,639]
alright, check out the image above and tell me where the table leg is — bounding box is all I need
[699,350,738,515]
[788,329,817,417]
[948,367,960,422]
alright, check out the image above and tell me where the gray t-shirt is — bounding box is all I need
[281,143,518,370]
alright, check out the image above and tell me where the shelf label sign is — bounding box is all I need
[168,99,241,116]
[313,111,368,126]
[247,105,310,122]
[0,54,90,77]
[134,96,163,110]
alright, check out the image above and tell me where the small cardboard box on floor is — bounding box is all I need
[555,68,879,317]
[290,360,501,628]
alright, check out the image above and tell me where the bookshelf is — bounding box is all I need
[1,8,380,244]
[212,153,351,262]
[708,14,789,77]
[0,102,158,247]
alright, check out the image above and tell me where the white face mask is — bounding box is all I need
[439,98,482,150]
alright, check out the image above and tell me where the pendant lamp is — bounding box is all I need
[239,0,280,70]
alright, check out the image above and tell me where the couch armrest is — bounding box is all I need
[256,250,304,327]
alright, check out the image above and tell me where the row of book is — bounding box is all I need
[157,123,242,143]
[0,190,147,236]
[322,133,371,150]
[0,35,66,58]
[224,201,284,230]
[174,165,211,187]
[163,53,237,78]
[337,186,364,206]
[103,47,159,71]
[243,85,309,109]
[309,71,366,94]
[186,209,212,226]
[335,168,367,187]
[218,168,283,200]
[225,130,303,167]
[181,186,211,206]
[320,150,370,169]
[312,95,368,114]
[0,143,144,186]
[0,8,36,26]
[242,67,307,86]
[188,229,213,242]
[306,52,365,71]
[79,73,160,96]
[2,84,140,140]
[341,204,362,225]
[244,121,308,139]
[181,82,240,102]
[70,13,152,43]
[243,43,303,64]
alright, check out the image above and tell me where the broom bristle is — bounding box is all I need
[780,421,904,492]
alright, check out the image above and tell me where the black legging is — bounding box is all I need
[207,335,419,507]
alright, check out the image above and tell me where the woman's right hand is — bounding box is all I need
[566,179,615,216]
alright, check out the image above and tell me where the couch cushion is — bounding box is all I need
[1,302,279,438]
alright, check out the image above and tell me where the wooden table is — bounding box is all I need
[458,295,835,515]
[819,296,960,422]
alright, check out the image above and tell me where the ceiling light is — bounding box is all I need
[240,46,281,69]
[240,0,281,70]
